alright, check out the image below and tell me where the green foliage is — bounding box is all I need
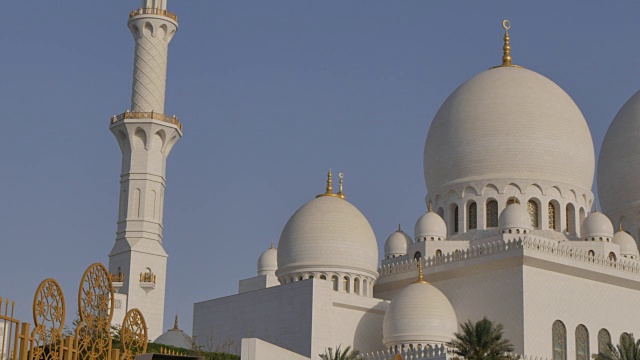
[446,317,517,360]
[593,333,640,360]
[319,345,362,360]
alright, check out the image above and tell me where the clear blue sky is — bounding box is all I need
[1,1,639,335]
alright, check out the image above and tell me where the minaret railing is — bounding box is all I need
[130,7,178,22]
[110,111,182,131]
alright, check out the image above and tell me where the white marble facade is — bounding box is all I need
[190,27,640,360]
[101,3,640,358]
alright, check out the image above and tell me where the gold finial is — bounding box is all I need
[501,20,512,66]
[510,196,519,204]
[270,242,275,249]
[397,223,402,232]
[337,173,346,200]
[428,201,433,212]
[316,169,340,198]
[416,261,427,284]
[492,20,522,69]
[173,314,179,330]
[594,204,599,212]
[619,222,624,232]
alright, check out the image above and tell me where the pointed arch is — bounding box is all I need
[552,320,567,360]
[486,199,498,228]
[468,201,477,230]
[133,128,147,149]
[575,325,589,360]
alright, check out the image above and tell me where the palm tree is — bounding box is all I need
[594,333,640,360]
[446,317,517,360]
[319,345,362,360]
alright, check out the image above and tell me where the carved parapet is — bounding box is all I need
[130,7,178,22]
[361,343,450,360]
[110,111,182,131]
[378,239,524,277]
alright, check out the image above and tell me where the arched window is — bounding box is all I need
[598,329,611,354]
[437,207,444,218]
[549,202,557,230]
[609,252,617,262]
[331,275,338,291]
[343,276,350,293]
[553,320,567,360]
[414,251,422,260]
[468,202,477,230]
[435,249,442,257]
[486,200,498,228]
[320,274,327,280]
[354,277,360,295]
[528,200,539,228]
[566,204,577,234]
[363,279,368,297]
[588,250,595,257]
[451,204,459,234]
[576,325,589,360]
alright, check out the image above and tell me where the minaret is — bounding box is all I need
[108,0,181,341]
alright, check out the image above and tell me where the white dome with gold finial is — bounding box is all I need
[423,21,594,229]
[384,226,412,259]
[276,171,379,287]
[414,205,447,242]
[382,263,457,349]
[581,210,614,242]
[613,226,639,259]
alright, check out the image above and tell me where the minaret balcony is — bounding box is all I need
[130,7,178,22]
[110,273,124,290]
[110,111,182,131]
[139,272,156,289]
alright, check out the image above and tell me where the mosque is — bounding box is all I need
[106,2,640,360]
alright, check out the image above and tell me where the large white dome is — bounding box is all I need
[598,90,640,215]
[382,280,457,348]
[424,66,595,194]
[276,196,379,280]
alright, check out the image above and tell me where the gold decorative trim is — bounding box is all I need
[130,7,178,22]
[111,111,183,131]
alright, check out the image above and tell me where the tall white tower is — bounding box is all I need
[108,0,181,341]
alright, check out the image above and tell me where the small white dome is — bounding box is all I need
[414,211,447,241]
[383,281,457,347]
[499,203,532,231]
[276,195,379,280]
[154,316,193,349]
[598,90,640,215]
[384,229,412,258]
[257,245,278,275]
[581,211,614,240]
[613,230,639,258]
[424,66,594,194]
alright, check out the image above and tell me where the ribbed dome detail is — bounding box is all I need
[499,203,532,232]
[598,90,640,215]
[581,211,614,241]
[384,230,412,258]
[414,211,447,241]
[276,196,379,280]
[424,66,594,194]
[382,281,457,347]
[257,246,277,276]
[613,230,639,258]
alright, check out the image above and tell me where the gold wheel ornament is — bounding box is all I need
[76,263,115,360]
[121,309,148,360]
[31,278,66,360]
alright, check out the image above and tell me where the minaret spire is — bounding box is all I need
[108,0,182,341]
